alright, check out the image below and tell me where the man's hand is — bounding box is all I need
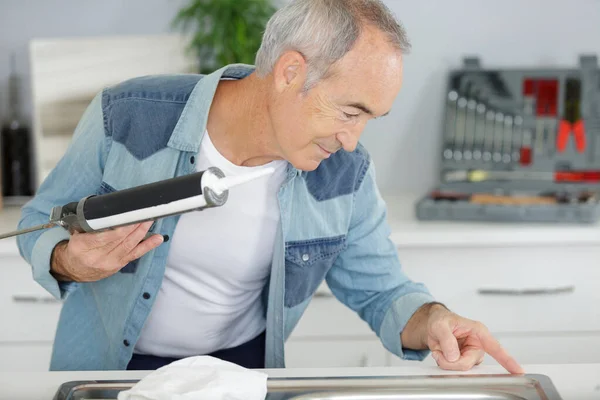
[50,221,163,282]
[402,303,524,374]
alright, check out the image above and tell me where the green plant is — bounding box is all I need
[172,0,277,74]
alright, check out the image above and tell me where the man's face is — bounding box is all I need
[268,26,404,171]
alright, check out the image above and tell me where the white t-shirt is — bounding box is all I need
[134,131,288,357]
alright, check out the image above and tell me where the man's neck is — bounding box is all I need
[206,73,283,167]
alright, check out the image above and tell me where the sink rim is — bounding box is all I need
[52,373,562,400]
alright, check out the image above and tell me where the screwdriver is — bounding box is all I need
[0,166,274,240]
[444,169,600,183]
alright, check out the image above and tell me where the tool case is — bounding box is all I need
[415,54,600,224]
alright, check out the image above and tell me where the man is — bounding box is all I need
[17,0,523,373]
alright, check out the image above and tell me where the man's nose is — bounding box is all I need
[336,127,363,152]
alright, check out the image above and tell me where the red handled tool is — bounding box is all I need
[557,78,586,153]
[521,78,559,165]
[554,170,600,182]
[445,168,600,183]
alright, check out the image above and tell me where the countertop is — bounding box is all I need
[2,193,600,256]
[383,194,600,248]
[1,364,599,400]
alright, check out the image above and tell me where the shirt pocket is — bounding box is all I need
[284,235,346,308]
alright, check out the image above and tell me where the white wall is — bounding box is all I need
[1,0,599,193]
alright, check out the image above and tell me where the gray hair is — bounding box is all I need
[255,0,411,90]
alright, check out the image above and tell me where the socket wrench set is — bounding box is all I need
[416,55,600,223]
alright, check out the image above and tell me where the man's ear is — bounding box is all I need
[272,50,307,93]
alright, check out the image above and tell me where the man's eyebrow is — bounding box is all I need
[345,102,390,118]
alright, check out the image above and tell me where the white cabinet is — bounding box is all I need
[392,244,600,366]
[286,240,600,368]
[0,254,62,343]
[285,339,387,368]
[490,334,600,365]
[397,245,600,335]
[0,344,53,372]
[285,292,388,368]
[0,236,62,371]
[386,334,600,367]
[290,293,374,338]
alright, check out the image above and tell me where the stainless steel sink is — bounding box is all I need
[53,374,563,400]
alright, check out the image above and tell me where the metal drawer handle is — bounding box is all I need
[478,285,575,296]
[359,354,368,367]
[12,295,62,304]
[313,291,334,298]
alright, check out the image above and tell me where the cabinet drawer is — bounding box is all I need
[0,255,62,342]
[495,333,600,365]
[0,238,20,257]
[398,245,600,334]
[285,339,387,368]
[0,343,53,371]
[387,333,600,367]
[291,292,374,338]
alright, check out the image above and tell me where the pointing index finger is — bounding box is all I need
[477,328,524,374]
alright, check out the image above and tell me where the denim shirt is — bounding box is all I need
[16,64,435,371]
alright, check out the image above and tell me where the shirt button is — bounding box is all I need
[302,254,310,262]
[143,292,151,300]
[123,340,130,347]
[190,156,195,164]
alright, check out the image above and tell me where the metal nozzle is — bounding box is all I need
[0,223,56,240]
[211,167,276,195]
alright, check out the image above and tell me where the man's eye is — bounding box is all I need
[343,112,359,119]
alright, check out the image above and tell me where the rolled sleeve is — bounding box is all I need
[380,292,435,360]
[30,227,78,300]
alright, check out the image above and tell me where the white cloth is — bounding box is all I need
[134,131,288,357]
[117,356,268,400]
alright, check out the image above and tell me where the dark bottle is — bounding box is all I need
[1,54,33,198]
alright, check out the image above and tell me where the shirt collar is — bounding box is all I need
[167,63,256,153]
[168,63,303,177]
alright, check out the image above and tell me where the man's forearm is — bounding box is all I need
[401,302,448,350]
[50,241,71,282]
